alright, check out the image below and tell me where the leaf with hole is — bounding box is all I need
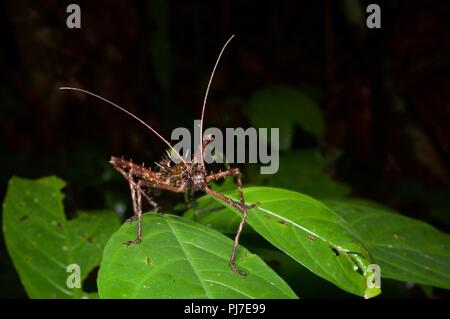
[191,186,380,298]
[324,199,450,289]
[2,176,120,298]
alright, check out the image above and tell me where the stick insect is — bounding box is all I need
[59,35,255,276]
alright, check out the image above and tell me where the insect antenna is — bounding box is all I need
[198,34,235,173]
[58,86,188,167]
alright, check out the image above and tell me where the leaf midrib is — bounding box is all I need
[165,217,213,298]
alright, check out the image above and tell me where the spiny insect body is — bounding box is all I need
[60,35,254,276]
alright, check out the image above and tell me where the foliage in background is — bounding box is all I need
[244,86,325,151]
[252,149,351,198]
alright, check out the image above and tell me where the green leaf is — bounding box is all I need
[193,186,380,298]
[245,86,324,150]
[248,246,359,298]
[97,213,298,299]
[254,149,351,198]
[2,176,120,298]
[324,199,450,289]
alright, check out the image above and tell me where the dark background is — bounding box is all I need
[0,0,449,298]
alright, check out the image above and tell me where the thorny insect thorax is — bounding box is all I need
[109,155,206,193]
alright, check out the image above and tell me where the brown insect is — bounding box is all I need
[59,35,255,276]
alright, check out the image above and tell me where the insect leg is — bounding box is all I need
[127,175,139,224]
[110,165,138,224]
[140,188,159,212]
[207,168,257,209]
[205,185,248,277]
[124,174,143,246]
[206,168,259,276]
